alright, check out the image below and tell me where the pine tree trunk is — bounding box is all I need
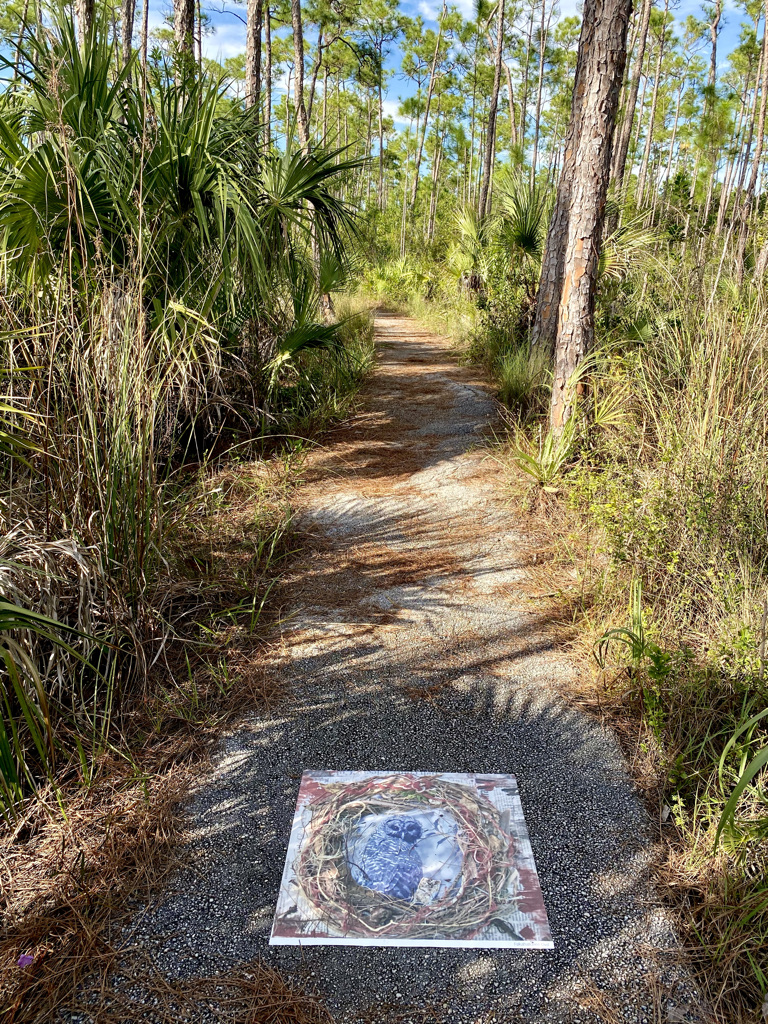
[76,0,95,48]
[121,0,135,72]
[291,0,310,151]
[140,0,149,97]
[693,0,722,238]
[519,2,535,150]
[410,1,447,208]
[738,0,768,281]
[245,0,263,118]
[549,0,632,431]
[265,7,272,146]
[307,26,325,124]
[478,0,505,218]
[504,62,517,149]
[531,0,553,185]
[715,76,750,235]
[196,0,202,72]
[531,0,594,350]
[378,45,385,208]
[662,78,683,213]
[174,0,195,54]
[636,2,667,206]
[610,0,653,188]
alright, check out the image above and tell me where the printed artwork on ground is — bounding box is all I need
[270,770,553,948]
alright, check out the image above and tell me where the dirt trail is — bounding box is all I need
[137,314,694,1023]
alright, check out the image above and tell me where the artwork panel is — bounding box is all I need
[270,771,553,949]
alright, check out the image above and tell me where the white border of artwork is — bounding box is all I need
[270,771,553,949]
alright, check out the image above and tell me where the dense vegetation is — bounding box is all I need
[1,0,768,1020]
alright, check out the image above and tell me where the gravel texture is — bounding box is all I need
[127,315,699,1023]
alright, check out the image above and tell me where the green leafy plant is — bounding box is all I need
[508,418,576,489]
[0,597,101,818]
[716,706,768,847]
[596,580,672,738]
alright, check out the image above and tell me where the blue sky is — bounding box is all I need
[173,0,751,118]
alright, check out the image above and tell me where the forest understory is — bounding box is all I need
[2,0,768,1020]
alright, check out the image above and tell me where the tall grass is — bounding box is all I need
[402,178,768,1016]
[0,19,368,819]
[536,277,768,1017]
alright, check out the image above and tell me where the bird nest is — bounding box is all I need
[293,773,519,939]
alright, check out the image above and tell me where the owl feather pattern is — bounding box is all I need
[351,815,423,901]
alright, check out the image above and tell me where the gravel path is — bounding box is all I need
[133,314,695,1023]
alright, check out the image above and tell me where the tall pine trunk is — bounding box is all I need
[519,1,535,150]
[478,0,505,218]
[636,0,667,206]
[610,0,653,188]
[504,62,517,149]
[265,6,272,146]
[291,0,310,151]
[121,0,135,72]
[76,0,95,48]
[549,0,632,430]
[530,0,593,350]
[410,1,447,208]
[245,0,263,119]
[530,0,553,185]
[738,0,768,281]
[378,44,385,208]
[174,0,195,55]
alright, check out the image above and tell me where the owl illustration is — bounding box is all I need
[350,816,423,901]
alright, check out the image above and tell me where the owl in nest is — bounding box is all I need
[352,815,423,901]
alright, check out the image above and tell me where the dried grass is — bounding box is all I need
[0,456,316,1023]
[498,462,767,1024]
[1,752,190,1023]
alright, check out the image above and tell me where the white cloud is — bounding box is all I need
[201,15,246,61]
[417,0,440,21]
[381,98,411,125]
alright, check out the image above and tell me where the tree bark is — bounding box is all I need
[531,0,594,350]
[715,72,751,235]
[290,0,310,151]
[307,26,327,125]
[121,0,135,72]
[737,0,768,281]
[549,0,632,430]
[265,6,272,146]
[478,0,505,218]
[662,77,683,212]
[410,1,447,208]
[636,0,667,206]
[504,61,517,149]
[174,0,195,55]
[610,0,653,188]
[245,0,263,117]
[196,0,202,72]
[140,0,149,98]
[519,1,535,150]
[76,0,95,48]
[377,65,385,206]
[531,0,554,185]
[708,0,721,90]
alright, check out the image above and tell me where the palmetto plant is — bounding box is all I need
[0,19,361,814]
[495,170,549,268]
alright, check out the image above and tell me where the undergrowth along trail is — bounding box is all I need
[123,311,698,1024]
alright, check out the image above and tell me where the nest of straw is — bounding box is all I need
[294,773,518,939]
